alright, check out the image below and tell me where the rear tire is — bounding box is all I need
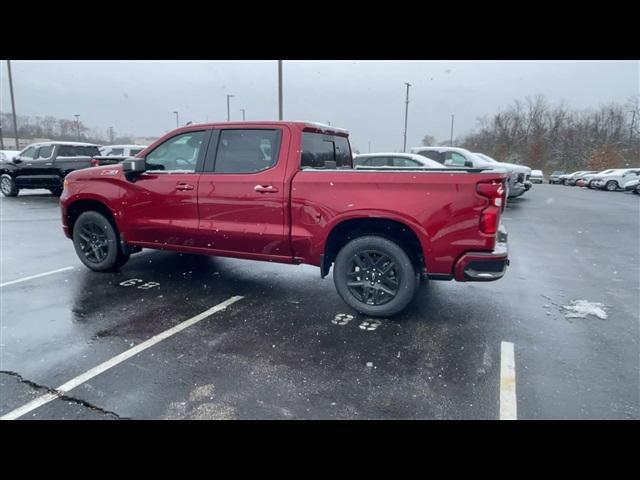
[73,211,130,272]
[333,235,418,317]
[605,180,618,191]
[49,187,63,196]
[0,174,19,197]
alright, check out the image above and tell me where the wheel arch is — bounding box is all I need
[321,216,427,278]
[66,198,120,237]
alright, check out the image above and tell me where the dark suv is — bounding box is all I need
[0,142,101,197]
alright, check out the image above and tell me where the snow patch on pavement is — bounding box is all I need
[562,300,608,320]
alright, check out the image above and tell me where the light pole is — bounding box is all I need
[108,126,114,143]
[278,60,283,120]
[7,60,19,149]
[226,95,234,121]
[450,114,455,146]
[0,123,4,150]
[74,114,81,141]
[368,141,371,153]
[630,110,637,141]
[173,111,179,128]
[240,108,246,121]
[402,82,411,152]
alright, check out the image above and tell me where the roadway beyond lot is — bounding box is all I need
[1,185,638,419]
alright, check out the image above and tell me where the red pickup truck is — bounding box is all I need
[60,121,508,316]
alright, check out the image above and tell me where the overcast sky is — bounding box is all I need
[1,60,638,151]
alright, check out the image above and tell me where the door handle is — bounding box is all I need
[254,185,279,193]
[176,183,195,191]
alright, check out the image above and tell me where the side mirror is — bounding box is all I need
[12,157,22,164]
[122,157,146,178]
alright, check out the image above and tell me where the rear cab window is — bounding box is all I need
[300,132,352,169]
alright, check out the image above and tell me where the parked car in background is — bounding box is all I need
[354,152,442,168]
[549,171,566,184]
[0,141,101,197]
[410,146,525,199]
[530,170,544,183]
[0,150,21,163]
[581,169,617,188]
[558,173,573,184]
[566,170,597,186]
[61,121,510,317]
[592,168,640,191]
[474,152,532,196]
[99,144,147,157]
[623,178,640,194]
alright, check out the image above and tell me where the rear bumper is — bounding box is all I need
[453,224,509,282]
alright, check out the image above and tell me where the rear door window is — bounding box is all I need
[392,157,422,167]
[110,148,124,156]
[212,129,281,174]
[37,145,54,159]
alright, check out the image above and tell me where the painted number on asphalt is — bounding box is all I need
[359,319,381,331]
[119,278,160,289]
[332,313,354,325]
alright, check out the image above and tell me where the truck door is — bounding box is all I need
[196,127,292,260]
[122,130,209,248]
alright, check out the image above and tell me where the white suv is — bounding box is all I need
[410,146,530,198]
[591,168,640,191]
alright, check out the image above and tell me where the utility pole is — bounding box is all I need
[240,108,246,121]
[108,126,114,143]
[402,82,411,152]
[278,60,283,120]
[0,123,4,150]
[630,110,637,141]
[226,94,234,121]
[74,114,81,141]
[368,141,371,153]
[173,111,179,128]
[450,114,455,146]
[7,60,19,149]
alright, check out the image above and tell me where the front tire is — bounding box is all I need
[0,174,19,197]
[605,180,618,191]
[73,211,129,271]
[333,235,418,317]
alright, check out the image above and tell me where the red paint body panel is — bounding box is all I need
[60,121,508,279]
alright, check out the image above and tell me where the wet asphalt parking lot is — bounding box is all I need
[0,184,638,420]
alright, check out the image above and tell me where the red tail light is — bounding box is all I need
[476,179,505,235]
[90,158,99,167]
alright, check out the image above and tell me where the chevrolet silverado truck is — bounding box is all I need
[0,141,101,197]
[60,122,509,317]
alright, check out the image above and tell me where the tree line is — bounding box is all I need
[0,112,135,146]
[423,95,639,173]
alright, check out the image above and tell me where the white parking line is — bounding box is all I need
[1,295,244,420]
[499,341,517,420]
[0,266,76,288]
